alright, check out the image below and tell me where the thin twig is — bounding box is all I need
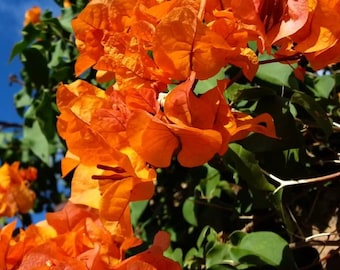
[261,169,340,194]
[0,121,22,129]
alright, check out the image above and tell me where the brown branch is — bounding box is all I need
[290,240,340,249]
[261,169,340,194]
[259,53,303,65]
[0,121,22,129]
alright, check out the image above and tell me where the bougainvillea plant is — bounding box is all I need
[1,0,340,269]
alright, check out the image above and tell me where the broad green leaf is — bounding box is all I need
[182,197,198,226]
[256,54,298,89]
[290,91,332,138]
[164,247,183,265]
[23,120,50,165]
[310,75,335,99]
[224,143,275,191]
[196,226,219,250]
[59,7,74,33]
[22,47,49,88]
[226,85,275,103]
[0,133,15,149]
[229,231,246,246]
[9,24,41,61]
[206,243,233,269]
[229,231,297,269]
[130,200,148,227]
[198,164,221,199]
[240,96,303,152]
[194,68,226,95]
[14,87,32,113]
[49,40,71,68]
[35,91,57,140]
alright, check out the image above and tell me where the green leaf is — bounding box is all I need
[198,164,221,199]
[14,88,32,116]
[311,75,335,99]
[22,47,49,88]
[256,54,298,88]
[0,133,15,149]
[35,91,57,140]
[224,143,275,191]
[229,231,297,270]
[290,90,332,138]
[9,24,41,61]
[226,85,276,103]
[206,243,233,269]
[183,197,198,226]
[23,120,50,165]
[59,7,74,33]
[194,68,226,95]
[240,95,303,152]
[130,200,148,227]
[164,247,183,265]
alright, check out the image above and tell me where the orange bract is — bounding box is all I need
[0,162,36,217]
[56,80,156,222]
[1,202,141,269]
[127,72,277,167]
[112,231,181,270]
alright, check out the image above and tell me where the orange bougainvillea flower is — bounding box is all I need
[152,5,260,81]
[71,0,170,90]
[0,162,36,217]
[127,72,225,167]
[1,202,142,270]
[63,0,72,8]
[23,6,41,26]
[112,231,181,270]
[287,0,340,70]
[127,72,277,168]
[56,80,156,222]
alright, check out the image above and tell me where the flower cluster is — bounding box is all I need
[3,0,340,268]
[0,202,180,269]
[0,162,37,218]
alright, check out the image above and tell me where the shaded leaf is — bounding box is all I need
[229,231,297,270]
[224,143,275,191]
[23,120,50,165]
[290,90,332,138]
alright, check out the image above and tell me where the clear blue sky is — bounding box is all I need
[0,0,60,124]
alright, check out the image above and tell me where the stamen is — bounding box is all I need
[92,164,130,180]
[92,174,127,180]
[96,164,126,173]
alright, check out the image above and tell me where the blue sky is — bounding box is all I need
[0,1,62,225]
[0,0,60,124]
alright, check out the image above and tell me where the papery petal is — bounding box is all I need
[153,7,231,80]
[170,125,222,167]
[0,221,16,267]
[229,112,278,141]
[69,164,102,209]
[127,110,179,167]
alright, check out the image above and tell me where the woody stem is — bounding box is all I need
[261,169,340,194]
[259,53,303,65]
